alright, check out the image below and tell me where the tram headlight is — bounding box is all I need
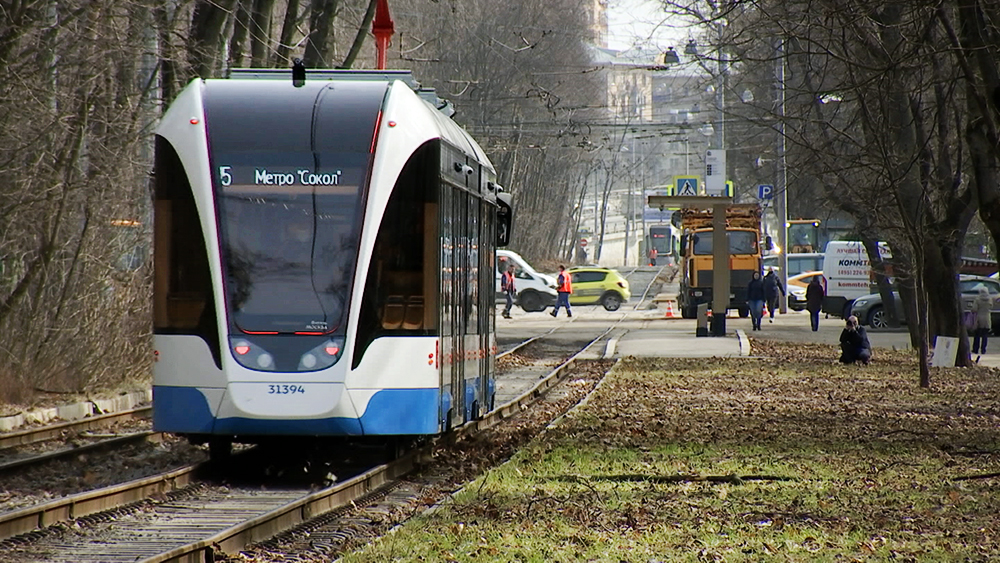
[229,337,277,371]
[297,337,345,371]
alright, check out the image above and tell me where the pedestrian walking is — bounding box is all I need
[762,267,784,322]
[500,264,516,319]
[747,271,765,331]
[806,276,825,332]
[551,265,573,318]
[971,286,992,359]
[648,247,658,266]
[839,315,872,365]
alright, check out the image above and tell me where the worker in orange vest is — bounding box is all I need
[550,265,573,318]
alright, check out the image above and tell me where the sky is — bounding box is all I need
[605,0,689,52]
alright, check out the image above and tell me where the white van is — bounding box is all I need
[496,250,558,312]
[821,241,892,318]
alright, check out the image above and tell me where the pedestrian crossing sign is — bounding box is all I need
[673,176,699,196]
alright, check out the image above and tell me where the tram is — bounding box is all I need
[647,223,681,265]
[151,68,512,455]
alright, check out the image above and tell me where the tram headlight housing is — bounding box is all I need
[298,337,345,371]
[229,336,345,372]
[229,338,277,372]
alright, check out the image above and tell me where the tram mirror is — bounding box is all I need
[765,235,773,251]
[680,234,688,257]
[496,193,513,247]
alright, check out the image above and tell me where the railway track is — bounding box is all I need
[0,405,155,473]
[0,266,665,561]
[496,264,667,358]
[0,327,619,562]
[0,406,152,451]
[0,406,205,518]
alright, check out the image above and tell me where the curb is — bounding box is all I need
[735,329,751,356]
[0,390,152,432]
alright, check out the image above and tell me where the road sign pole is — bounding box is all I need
[711,202,729,336]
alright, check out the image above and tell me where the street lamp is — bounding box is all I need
[775,38,789,312]
[685,138,690,174]
[683,35,726,196]
[660,47,680,65]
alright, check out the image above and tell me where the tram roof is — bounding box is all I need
[227,68,455,117]
[222,68,491,171]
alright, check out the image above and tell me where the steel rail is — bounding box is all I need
[499,265,658,359]
[0,431,160,473]
[0,463,200,541]
[0,406,152,450]
[633,264,670,310]
[0,305,623,559]
[137,327,618,563]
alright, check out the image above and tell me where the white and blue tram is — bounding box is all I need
[152,68,512,452]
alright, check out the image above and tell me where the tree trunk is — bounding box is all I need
[304,0,339,68]
[275,0,300,67]
[249,0,274,68]
[154,4,178,105]
[340,0,378,69]
[187,0,237,79]
[228,1,251,70]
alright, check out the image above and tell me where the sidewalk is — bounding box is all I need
[626,296,1000,367]
[606,309,749,359]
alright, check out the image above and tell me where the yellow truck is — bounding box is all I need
[677,203,765,318]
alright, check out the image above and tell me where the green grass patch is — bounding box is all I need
[343,345,1000,562]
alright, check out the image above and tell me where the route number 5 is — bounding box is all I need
[219,166,232,186]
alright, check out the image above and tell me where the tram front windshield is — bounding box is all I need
[650,227,671,253]
[216,156,366,335]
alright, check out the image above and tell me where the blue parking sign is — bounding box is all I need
[758,184,774,200]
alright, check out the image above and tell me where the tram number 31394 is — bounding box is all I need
[268,384,306,395]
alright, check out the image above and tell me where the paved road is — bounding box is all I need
[497,265,999,367]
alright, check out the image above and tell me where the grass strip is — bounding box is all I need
[343,341,1000,562]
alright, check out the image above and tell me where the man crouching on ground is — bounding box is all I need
[839,315,872,365]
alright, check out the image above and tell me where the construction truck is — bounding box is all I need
[787,218,821,253]
[677,203,766,319]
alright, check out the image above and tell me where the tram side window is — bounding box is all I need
[354,142,439,367]
[152,137,220,366]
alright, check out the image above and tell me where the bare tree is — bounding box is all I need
[0,0,605,405]
[249,0,275,67]
[275,0,303,66]
[229,1,252,69]
[0,0,156,400]
[188,0,238,79]
[304,0,339,68]
[668,0,991,380]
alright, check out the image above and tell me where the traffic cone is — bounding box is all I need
[664,300,679,318]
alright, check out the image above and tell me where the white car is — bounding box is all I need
[496,250,558,312]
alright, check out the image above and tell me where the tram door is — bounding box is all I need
[453,187,469,427]
[478,191,494,415]
[442,182,465,429]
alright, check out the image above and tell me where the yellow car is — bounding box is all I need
[567,267,631,311]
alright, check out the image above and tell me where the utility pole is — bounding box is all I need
[715,21,725,152]
[776,38,789,313]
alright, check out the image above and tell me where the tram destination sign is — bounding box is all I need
[218,165,344,187]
